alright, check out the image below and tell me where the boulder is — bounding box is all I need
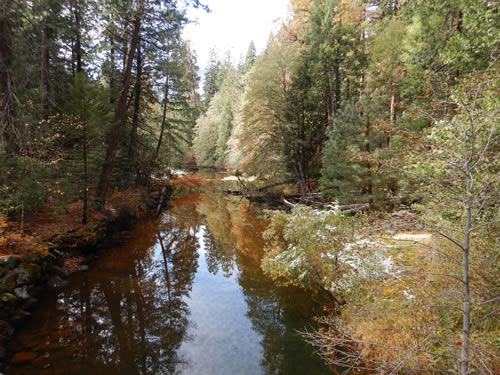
[14,287,30,300]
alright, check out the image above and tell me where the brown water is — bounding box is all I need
[6,191,331,375]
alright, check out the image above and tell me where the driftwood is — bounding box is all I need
[220,179,295,195]
[282,198,369,213]
[219,177,370,213]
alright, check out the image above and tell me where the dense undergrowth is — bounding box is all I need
[261,204,499,373]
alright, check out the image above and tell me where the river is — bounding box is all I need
[6,191,331,375]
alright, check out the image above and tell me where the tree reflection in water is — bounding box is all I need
[197,193,329,375]
[7,191,329,375]
[7,196,201,375]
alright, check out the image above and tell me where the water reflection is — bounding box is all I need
[7,192,329,375]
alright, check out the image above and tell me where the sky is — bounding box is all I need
[183,0,290,71]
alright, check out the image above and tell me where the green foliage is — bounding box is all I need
[241,41,256,73]
[262,205,390,298]
[319,100,367,201]
[0,156,50,215]
[193,64,244,168]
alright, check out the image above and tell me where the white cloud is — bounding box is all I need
[183,0,290,69]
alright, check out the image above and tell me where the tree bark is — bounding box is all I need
[155,74,170,158]
[459,167,472,375]
[74,0,82,73]
[95,10,141,209]
[109,32,115,104]
[0,2,19,155]
[388,80,397,147]
[129,35,141,183]
[334,59,341,113]
[364,114,372,197]
[40,24,50,118]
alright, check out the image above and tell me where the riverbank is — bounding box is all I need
[0,185,171,370]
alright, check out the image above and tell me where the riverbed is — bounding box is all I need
[6,191,331,374]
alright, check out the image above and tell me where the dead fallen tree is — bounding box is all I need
[283,198,369,212]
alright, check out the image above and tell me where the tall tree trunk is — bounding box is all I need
[109,32,115,104]
[459,167,472,375]
[74,0,82,73]
[0,2,19,155]
[327,69,334,124]
[388,80,397,147]
[334,60,341,113]
[82,113,88,224]
[95,11,141,209]
[155,74,169,158]
[129,35,141,183]
[364,114,372,197]
[40,25,50,118]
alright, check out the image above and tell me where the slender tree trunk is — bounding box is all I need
[95,11,141,209]
[365,114,372,197]
[109,32,115,104]
[129,35,141,183]
[0,2,18,155]
[155,74,170,157]
[459,168,472,375]
[334,59,341,113]
[40,25,50,118]
[388,80,397,147]
[327,69,334,122]
[74,0,82,73]
[82,116,88,224]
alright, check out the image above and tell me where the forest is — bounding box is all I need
[0,0,498,374]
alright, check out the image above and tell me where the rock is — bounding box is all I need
[14,286,30,300]
[1,275,16,292]
[23,263,40,277]
[47,276,68,289]
[12,266,31,285]
[78,265,89,272]
[0,294,15,303]
[10,351,39,364]
[0,256,19,270]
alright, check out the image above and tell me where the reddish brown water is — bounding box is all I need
[6,192,331,375]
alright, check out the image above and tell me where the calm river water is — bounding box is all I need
[6,192,331,375]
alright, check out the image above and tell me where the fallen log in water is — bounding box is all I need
[282,198,369,213]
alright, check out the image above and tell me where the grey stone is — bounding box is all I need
[0,256,19,270]
[78,265,89,272]
[12,266,31,285]
[0,293,16,303]
[14,286,30,300]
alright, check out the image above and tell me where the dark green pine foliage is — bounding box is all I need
[202,48,226,110]
[241,41,256,73]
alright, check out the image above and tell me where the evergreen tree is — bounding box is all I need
[242,41,256,73]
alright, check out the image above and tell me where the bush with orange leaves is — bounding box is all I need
[0,213,48,256]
